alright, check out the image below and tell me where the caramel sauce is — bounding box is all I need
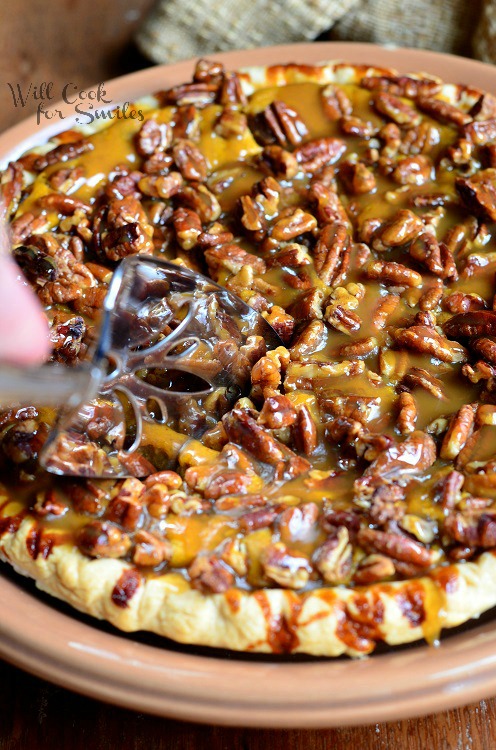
[198,105,261,171]
[4,72,496,614]
[166,514,237,568]
[432,564,459,594]
[224,588,242,613]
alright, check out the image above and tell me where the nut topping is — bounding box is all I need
[444,311,496,338]
[373,92,421,126]
[456,169,496,220]
[7,59,496,622]
[357,528,433,568]
[393,325,467,363]
[261,542,312,589]
[314,527,353,584]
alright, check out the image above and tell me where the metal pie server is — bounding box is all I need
[0,256,282,478]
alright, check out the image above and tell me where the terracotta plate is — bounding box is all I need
[2,42,496,727]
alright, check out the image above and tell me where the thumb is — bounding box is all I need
[0,225,51,365]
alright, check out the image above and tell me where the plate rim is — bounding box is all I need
[2,41,496,727]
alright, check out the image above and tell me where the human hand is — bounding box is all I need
[0,222,50,365]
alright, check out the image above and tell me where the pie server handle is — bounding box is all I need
[0,362,103,409]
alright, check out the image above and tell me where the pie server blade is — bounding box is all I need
[0,256,282,478]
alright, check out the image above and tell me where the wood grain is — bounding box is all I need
[0,1,495,748]
[0,0,155,132]
[0,658,494,750]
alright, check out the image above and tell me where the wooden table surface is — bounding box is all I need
[0,2,495,748]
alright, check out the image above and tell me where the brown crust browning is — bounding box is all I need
[2,516,496,656]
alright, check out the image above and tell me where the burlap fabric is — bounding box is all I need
[135,0,496,65]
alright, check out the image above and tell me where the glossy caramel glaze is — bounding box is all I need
[1,61,496,652]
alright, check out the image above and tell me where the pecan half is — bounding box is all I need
[462,360,496,383]
[313,222,349,285]
[325,305,361,334]
[260,145,298,179]
[400,367,445,400]
[443,292,486,314]
[219,72,247,106]
[443,511,496,548]
[373,209,424,250]
[133,530,172,567]
[440,470,465,511]
[77,521,131,559]
[290,320,327,359]
[357,431,437,491]
[314,527,353,584]
[397,392,418,434]
[293,138,346,173]
[0,161,23,216]
[188,553,234,593]
[456,169,496,221]
[354,554,396,584]
[336,336,378,359]
[393,325,467,363]
[251,100,308,147]
[470,337,496,364]
[105,478,144,531]
[292,404,318,455]
[372,294,400,329]
[416,96,471,127]
[287,288,324,321]
[368,484,406,525]
[177,183,221,222]
[251,355,282,392]
[321,85,353,120]
[135,119,172,156]
[258,394,297,429]
[205,244,266,276]
[360,75,441,99]
[419,279,444,311]
[310,187,346,233]
[357,528,433,567]
[267,243,311,269]
[462,118,496,146]
[271,208,317,241]
[49,315,87,364]
[261,542,312,589]
[340,116,376,138]
[365,260,422,288]
[444,310,496,338]
[38,193,91,216]
[171,206,202,249]
[223,408,309,476]
[340,161,376,195]
[215,107,248,138]
[440,404,477,460]
[32,139,92,171]
[172,139,208,182]
[159,82,218,107]
[33,489,67,517]
[239,506,281,532]
[392,155,432,186]
[373,92,421,126]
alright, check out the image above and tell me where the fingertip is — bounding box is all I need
[0,254,51,366]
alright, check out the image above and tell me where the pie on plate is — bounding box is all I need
[1,57,496,657]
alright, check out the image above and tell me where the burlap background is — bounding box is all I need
[135,0,496,66]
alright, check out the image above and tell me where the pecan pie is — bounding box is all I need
[1,59,496,656]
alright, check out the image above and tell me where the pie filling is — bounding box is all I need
[1,60,496,638]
